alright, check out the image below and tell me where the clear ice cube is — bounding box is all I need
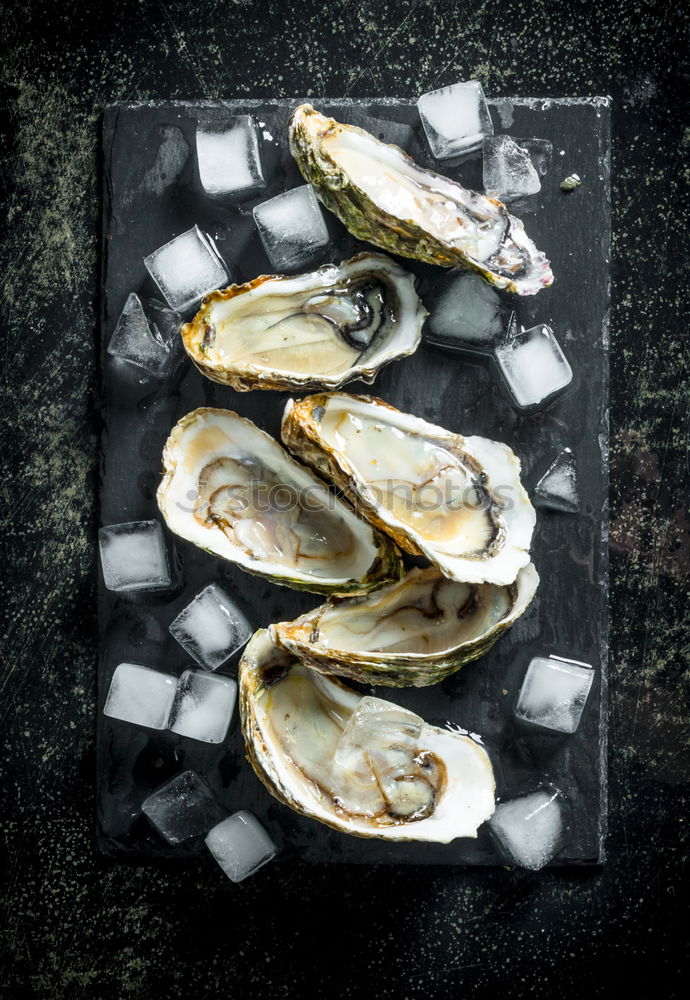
[142,770,226,844]
[334,696,423,770]
[494,324,573,410]
[425,273,516,355]
[534,448,581,513]
[519,138,554,178]
[169,583,252,671]
[418,80,494,159]
[205,810,277,883]
[515,655,594,734]
[103,662,177,730]
[144,225,229,312]
[99,520,172,593]
[253,185,330,272]
[196,115,267,201]
[107,293,183,378]
[483,135,543,200]
[488,787,564,870]
[168,669,237,744]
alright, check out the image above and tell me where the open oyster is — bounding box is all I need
[157,407,402,594]
[181,252,426,392]
[281,393,536,587]
[273,562,539,687]
[240,630,495,841]
[289,104,553,296]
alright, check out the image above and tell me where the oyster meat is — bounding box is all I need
[281,392,536,586]
[157,407,402,594]
[182,252,426,392]
[273,562,539,687]
[289,104,553,296]
[240,630,495,841]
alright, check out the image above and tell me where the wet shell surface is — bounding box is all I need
[272,562,539,687]
[181,252,426,392]
[289,104,553,296]
[281,392,536,587]
[240,630,496,842]
[157,406,402,595]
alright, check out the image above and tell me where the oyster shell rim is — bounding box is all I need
[271,561,539,687]
[180,251,427,393]
[156,405,404,596]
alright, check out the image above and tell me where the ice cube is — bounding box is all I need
[519,138,553,178]
[488,787,564,870]
[515,655,594,734]
[144,225,229,312]
[205,810,277,883]
[334,696,423,770]
[417,80,494,159]
[483,135,542,200]
[98,520,172,593]
[107,294,183,378]
[425,273,516,355]
[142,770,226,844]
[168,670,237,743]
[494,324,573,410]
[169,583,252,671]
[103,662,177,730]
[534,448,581,513]
[253,185,330,272]
[196,115,267,201]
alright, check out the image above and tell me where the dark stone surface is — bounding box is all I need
[0,0,687,996]
[98,98,609,866]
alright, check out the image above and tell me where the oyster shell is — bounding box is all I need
[289,104,553,296]
[281,392,535,586]
[240,630,495,841]
[181,252,426,392]
[272,562,539,687]
[157,407,402,595]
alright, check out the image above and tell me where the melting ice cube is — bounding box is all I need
[425,273,516,355]
[418,80,494,159]
[205,810,277,883]
[107,293,183,378]
[253,185,330,272]
[144,225,229,312]
[99,520,172,593]
[483,135,543,200]
[168,670,237,744]
[494,324,572,410]
[103,662,177,730]
[534,448,581,513]
[488,787,564,870]
[515,655,594,734]
[169,583,252,671]
[196,115,267,201]
[142,770,226,844]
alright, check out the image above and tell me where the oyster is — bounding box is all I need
[240,630,495,841]
[281,392,535,587]
[181,252,426,392]
[273,562,539,687]
[289,104,553,296]
[157,407,402,595]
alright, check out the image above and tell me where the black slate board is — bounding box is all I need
[98,97,610,865]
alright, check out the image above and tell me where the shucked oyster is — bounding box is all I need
[240,630,495,841]
[182,253,426,392]
[157,407,402,595]
[289,105,553,296]
[282,393,535,587]
[273,562,539,687]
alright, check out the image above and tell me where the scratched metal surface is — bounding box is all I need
[0,1,687,997]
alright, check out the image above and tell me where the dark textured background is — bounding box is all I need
[0,1,687,997]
